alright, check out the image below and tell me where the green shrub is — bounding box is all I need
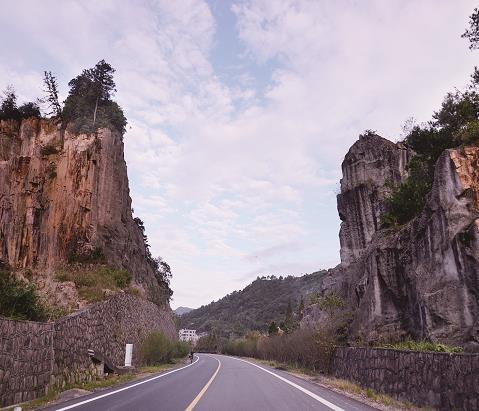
[140,332,188,365]
[55,265,132,302]
[67,246,106,264]
[383,84,479,227]
[0,271,46,321]
[174,340,191,358]
[379,338,463,353]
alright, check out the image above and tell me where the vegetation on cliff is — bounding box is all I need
[55,265,134,303]
[383,11,479,227]
[180,271,326,337]
[0,86,41,121]
[0,59,126,134]
[0,270,46,321]
[62,60,127,134]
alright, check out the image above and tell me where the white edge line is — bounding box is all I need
[227,356,344,411]
[54,356,200,410]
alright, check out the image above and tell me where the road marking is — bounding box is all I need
[54,356,200,410]
[185,355,221,411]
[228,357,344,411]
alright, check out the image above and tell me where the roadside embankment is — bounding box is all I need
[0,293,176,407]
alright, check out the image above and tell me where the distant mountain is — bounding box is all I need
[174,306,194,316]
[180,271,327,337]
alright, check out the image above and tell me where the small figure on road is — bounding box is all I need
[189,350,194,363]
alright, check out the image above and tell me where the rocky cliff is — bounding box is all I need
[337,133,413,264]
[0,118,167,306]
[304,137,479,349]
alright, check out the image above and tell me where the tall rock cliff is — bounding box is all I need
[304,136,479,348]
[0,118,167,306]
[337,134,413,264]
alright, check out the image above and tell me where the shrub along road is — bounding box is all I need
[42,354,375,411]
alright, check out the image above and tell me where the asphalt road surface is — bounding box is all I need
[42,354,376,411]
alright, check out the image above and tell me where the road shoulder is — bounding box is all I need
[238,357,424,411]
[3,359,190,411]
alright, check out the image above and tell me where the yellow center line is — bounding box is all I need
[185,355,221,411]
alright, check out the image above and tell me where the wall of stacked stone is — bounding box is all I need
[0,293,176,407]
[0,318,54,406]
[53,293,176,386]
[331,347,479,410]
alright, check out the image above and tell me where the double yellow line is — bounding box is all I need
[185,355,221,411]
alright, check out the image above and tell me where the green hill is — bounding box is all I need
[180,271,327,338]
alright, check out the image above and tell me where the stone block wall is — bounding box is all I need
[0,293,176,407]
[0,319,54,406]
[53,293,176,386]
[331,347,479,410]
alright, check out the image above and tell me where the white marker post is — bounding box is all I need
[124,343,133,367]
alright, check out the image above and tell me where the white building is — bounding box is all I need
[179,329,199,343]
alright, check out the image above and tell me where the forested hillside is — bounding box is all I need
[180,271,327,337]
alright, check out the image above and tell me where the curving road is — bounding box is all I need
[42,354,376,411]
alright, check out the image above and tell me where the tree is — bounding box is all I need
[18,101,41,118]
[268,321,279,336]
[0,85,19,120]
[43,71,62,118]
[462,7,479,49]
[297,296,305,320]
[90,60,116,126]
[283,299,293,332]
[64,59,126,134]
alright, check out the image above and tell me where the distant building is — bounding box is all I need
[179,329,199,343]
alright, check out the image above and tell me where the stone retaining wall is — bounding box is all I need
[0,319,54,406]
[0,293,176,407]
[331,347,479,410]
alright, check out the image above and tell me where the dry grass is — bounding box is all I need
[55,265,132,303]
[243,357,429,411]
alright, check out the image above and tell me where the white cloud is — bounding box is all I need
[0,0,477,308]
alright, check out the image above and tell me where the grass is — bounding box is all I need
[55,265,132,303]
[378,339,464,353]
[315,376,428,410]
[243,357,427,410]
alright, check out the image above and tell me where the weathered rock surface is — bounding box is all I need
[337,134,413,264]
[304,137,479,347]
[0,118,165,305]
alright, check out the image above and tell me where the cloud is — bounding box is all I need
[0,0,477,308]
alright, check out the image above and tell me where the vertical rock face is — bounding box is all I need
[344,147,479,346]
[337,134,413,264]
[304,135,479,348]
[0,118,164,304]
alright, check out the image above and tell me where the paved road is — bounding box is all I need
[43,354,376,411]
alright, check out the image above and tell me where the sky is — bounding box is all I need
[0,0,477,309]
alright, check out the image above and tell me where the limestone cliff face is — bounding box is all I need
[0,118,165,305]
[337,134,413,264]
[304,137,479,348]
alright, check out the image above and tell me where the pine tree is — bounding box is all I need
[43,71,62,118]
[0,86,19,120]
[297,296,305,320]
[88,60,116,127]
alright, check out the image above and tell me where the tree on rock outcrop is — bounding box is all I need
[43,71,62,118]
[63,59,126,134]
[0,85,41,121]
